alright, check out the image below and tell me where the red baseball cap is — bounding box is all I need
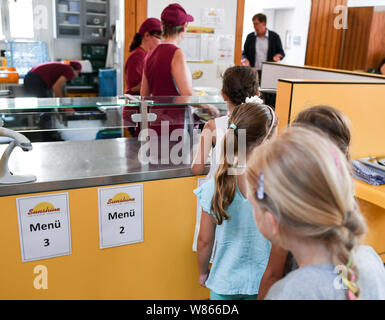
[139,18,162,36]
[161,3,194,27]
[70,61,82,71]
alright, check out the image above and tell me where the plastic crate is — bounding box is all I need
[68,15,80,24]
[99,69,116,97]
[96,129,122,140]
[81,43,107,60]
[5,41,49,77]
[68,1,80,12]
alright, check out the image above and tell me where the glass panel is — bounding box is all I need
[0,96,227,143]
[0,97,139,110]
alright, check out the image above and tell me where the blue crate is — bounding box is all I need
[99,69,117,97]
[68,15,80,24]
[68,1,80,12]
[5,41,49,77]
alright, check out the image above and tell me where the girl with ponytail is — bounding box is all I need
[194,102,286,300]
[247,126,385,299]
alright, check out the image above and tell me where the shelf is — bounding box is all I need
[355,179,385,209]
[58,11,81,15]
[86,25,107,29]
[86,12,107,16]
[86,0,107,4]
[59,24,81,27]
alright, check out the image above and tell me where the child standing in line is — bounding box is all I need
[293,105,352,161]
[191,66,261,256]
[247,127,385,299]
[191,66,261,178]
[282,105,353,274]
[194,102,287,300]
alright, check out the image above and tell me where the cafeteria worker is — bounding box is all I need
[24,61,82,98]
[124,17,162,95]
[140,3,219,134]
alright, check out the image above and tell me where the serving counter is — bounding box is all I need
[0,96,226,299]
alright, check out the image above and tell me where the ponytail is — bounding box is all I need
[130,33,143,52]
[325,202,366,299]
[210,102,277,225]
[211,132,237,225]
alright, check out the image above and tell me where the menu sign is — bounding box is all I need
[16,193,72,262]
[98,184,143,249]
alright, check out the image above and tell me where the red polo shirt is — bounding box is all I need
[124,46,147,94]
[30,62,75,88]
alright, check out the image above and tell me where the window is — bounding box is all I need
[0,0,35,40]
[8,0,34,39]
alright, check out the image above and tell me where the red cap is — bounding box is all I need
[161,3,194,27]
[139,18,162,36]
[70,61,82,71]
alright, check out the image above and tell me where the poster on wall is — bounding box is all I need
[16,193,72,262]
[217,35,235,61]
[98,184,143,249]
[182,33,202,61]
[200,8,225,28]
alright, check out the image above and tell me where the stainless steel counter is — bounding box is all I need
[0,138,205,197]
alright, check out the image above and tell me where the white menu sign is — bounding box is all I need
[98,184,143,249]
[16,193,72,262]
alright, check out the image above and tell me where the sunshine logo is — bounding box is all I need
[107,193,135,205]
[28,202,60,215]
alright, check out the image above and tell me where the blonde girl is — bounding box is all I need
[194,102,287,300]
[247,126,385,300]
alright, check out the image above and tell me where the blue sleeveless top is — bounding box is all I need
[194,179,272,295]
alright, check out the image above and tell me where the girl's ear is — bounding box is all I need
[221,90,229,102]
[265,210,280,238]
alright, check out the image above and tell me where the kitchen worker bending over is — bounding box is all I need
[24,61,82,98]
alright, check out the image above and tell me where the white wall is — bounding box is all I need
[243,0,311,66]
[147,0,237,90]
[348,0,385,6]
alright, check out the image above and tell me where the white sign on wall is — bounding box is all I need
[98,184,143,249]
[16,193,72,262]
[201,8,225,28]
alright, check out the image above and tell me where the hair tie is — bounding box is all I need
[256,173,265,200]
[229,123,237,130]
[245,96,263,104]
[261,106,276,144]
[330,147,342,173]
[346,251,353,269]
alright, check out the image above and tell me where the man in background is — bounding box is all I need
[242,13,285,82]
